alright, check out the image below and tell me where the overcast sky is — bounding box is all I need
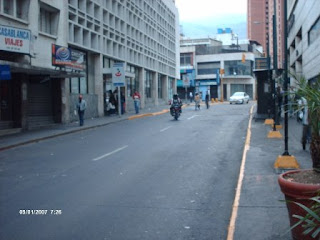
[175,0,248,39]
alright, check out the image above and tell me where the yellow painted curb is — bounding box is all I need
[128,113,153,120]
[270,124,283,130]
[267,130,282,138]
[264,119,274,125]
[274,155,300,169]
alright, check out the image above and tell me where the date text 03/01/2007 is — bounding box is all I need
[19,209,62,215]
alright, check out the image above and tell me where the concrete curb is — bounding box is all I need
[0,107,172,151]
[0,104,190,151]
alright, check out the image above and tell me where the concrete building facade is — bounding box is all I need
[0,0,179,131]
[287,0,320,83]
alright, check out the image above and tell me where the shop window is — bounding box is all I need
[197,62,220,75]
[39,3,59,36]
[70,77,87,94]
[224,60,253,76]
[145,70,152,98]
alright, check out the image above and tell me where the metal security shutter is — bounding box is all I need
[28,80,54,129]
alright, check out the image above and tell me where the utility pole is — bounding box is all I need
[274,0,299,172]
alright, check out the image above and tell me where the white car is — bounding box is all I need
[229,92,250,104]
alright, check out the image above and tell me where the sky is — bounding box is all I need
[175,0,248,39]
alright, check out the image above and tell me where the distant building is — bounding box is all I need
[179,36,260,101]
[247,0,285,69]
[0,0,179,131]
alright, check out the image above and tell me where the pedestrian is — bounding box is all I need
[189,92,193,103]
[133,90,141,114]
[108,90,116,115]
[120,91,125,114]
[76,94,87,126]
[113,89,118,113]
[301,96,311,150]
[205,92,210,109]
[194,92,200,110]
[277,86,283,120]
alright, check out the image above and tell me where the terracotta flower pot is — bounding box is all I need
[278,169,320,240]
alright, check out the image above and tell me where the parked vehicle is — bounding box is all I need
[229,92,250,104]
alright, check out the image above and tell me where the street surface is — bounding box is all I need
[0,102,253,240]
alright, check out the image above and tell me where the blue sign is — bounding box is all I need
[0,65,11,80]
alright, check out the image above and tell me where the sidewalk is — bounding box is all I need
[0,103,313,239]
[233,107,312,240]
[0,104,172,151]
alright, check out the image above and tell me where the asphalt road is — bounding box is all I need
[0,102,253,240]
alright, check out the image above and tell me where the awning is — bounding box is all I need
[0,60,84,78]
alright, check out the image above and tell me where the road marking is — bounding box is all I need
[160,126,172,132]
[227,105,254,240]
[187,115,200,120]
[92,145,128,161]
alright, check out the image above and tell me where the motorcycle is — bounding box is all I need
[170,103,181,120]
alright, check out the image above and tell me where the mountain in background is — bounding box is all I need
[180,14,247,40]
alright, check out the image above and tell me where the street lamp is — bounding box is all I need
[274,0,299,171]
[231,33,239,50]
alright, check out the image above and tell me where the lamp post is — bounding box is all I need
[274,0,299,172]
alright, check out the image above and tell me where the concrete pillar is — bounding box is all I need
[94,54,103,117]
[61,78,70,124]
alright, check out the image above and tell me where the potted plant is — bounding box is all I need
[278,74,320,239]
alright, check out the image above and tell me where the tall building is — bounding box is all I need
[288,0,320,83]
[247,0,268,55]
[0,0,179,131]
[247,0,285,69]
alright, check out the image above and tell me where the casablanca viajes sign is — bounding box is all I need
[0,25,31,54]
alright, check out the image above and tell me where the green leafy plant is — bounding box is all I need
[289,196,320,238]
[291,73,320,171]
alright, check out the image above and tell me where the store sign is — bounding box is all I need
[112,62,125,86]
[255,58,268,70]
[52,44,86,70]
[0,65,11,80]
[0,25,31,54]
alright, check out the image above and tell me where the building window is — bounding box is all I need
[126,65,139,97]
[308,16,320,46]
[39,3,59,36]
[197,62,220,75]
[1,0,29,21]
[145,70,152,98]
[180,53,193,67]
[70,76,87,94]
[224,60,253,76]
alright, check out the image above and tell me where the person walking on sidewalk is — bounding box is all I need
[205,92,210,109]
[133,90,141,114]
[194,92,200,110]
[301,96,311,150]
[77,94,87,126]
[189,92,193,103]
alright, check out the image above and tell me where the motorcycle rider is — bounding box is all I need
[170,94,182,115]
